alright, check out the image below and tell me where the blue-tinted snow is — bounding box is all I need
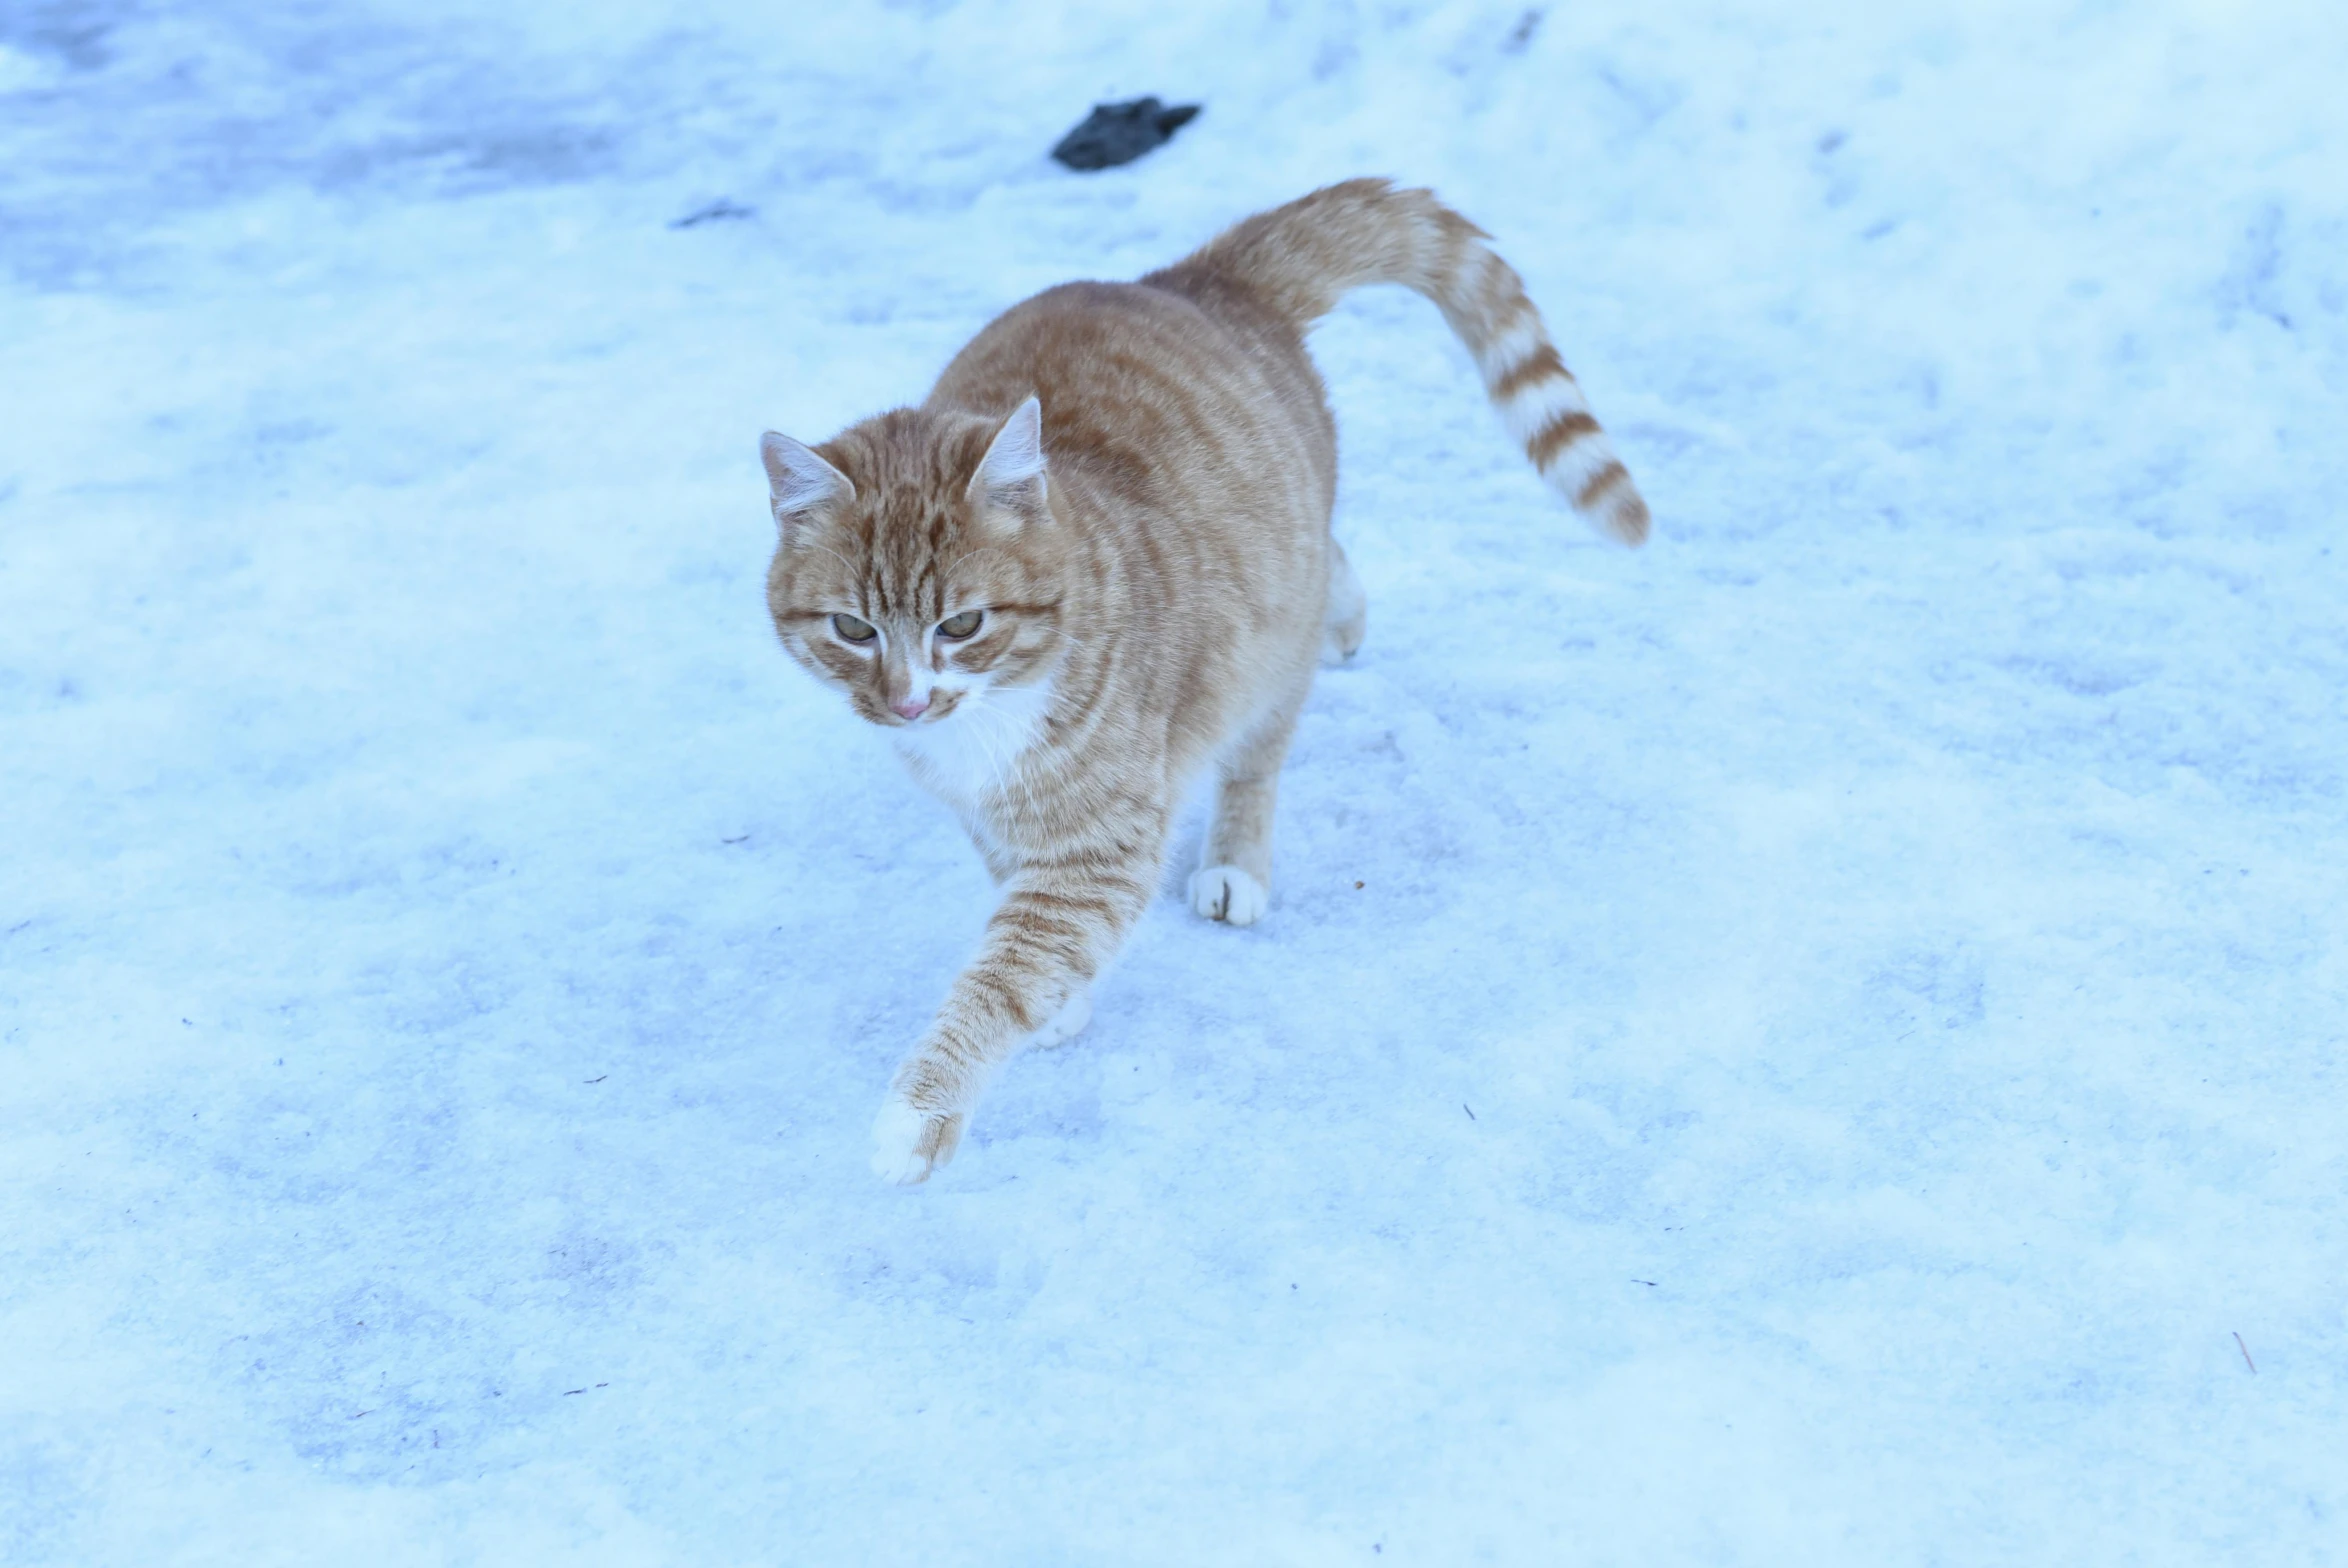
[2,1,2343,1561]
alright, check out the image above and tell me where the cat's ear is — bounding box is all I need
[966,396,1048,521]
[760,431,854,531]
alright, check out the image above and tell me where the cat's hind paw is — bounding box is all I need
[870,1096,964,1186]
[1189,865,1268,926]
[1322,542,1367,665]
[1029,987,1093,1048]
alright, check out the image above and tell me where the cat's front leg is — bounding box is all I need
[870,832,1160,1184]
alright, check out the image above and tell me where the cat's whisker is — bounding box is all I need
[799,540,865,585]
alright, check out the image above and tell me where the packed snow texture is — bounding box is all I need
[3,1,2344,1561]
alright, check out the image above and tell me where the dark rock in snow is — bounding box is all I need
[1050,97,1201,171]
[669,200,753,229]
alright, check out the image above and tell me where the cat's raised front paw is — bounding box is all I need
[870,1096,965,1185]
[1189,865,1268,926]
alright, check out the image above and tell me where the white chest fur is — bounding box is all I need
[891,679,1055,807]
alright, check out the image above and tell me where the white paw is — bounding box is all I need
[1030,987,1093,1048]
[1322,549,1366,664]
[870,1095,964,1186]
[1189,865,1268,926]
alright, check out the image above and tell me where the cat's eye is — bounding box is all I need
[831,613,878,644]
[937,609,985,641]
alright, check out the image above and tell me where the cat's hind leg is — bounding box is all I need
[1321,539,1366,666]
[1190,695,1304,927]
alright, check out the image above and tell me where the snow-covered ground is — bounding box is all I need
[4,1,2344,1560]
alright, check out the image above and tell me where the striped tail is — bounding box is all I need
[1149,178,1650,547]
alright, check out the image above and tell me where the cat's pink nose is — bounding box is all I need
[893,696,929,721]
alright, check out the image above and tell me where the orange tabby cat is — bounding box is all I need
[761,179,1647,1183]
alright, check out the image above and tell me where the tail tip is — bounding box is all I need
[1599,490,1651,548]
[1554,455,1651,547]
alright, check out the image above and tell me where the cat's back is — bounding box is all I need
[925,278,1336,511]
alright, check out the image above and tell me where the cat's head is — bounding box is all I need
[762,397,1065,731]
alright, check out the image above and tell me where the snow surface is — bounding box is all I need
[4,0,2345,1561]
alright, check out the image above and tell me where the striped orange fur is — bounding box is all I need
[760,179,1648,1182]
[1166,179,1650,545]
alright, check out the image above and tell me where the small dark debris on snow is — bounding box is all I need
[1502,8,1543,53]
[584,1075,607,1084]
[1463,1103,1476,1121]
[670,199,754,229]
[1051,97,1200,171]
